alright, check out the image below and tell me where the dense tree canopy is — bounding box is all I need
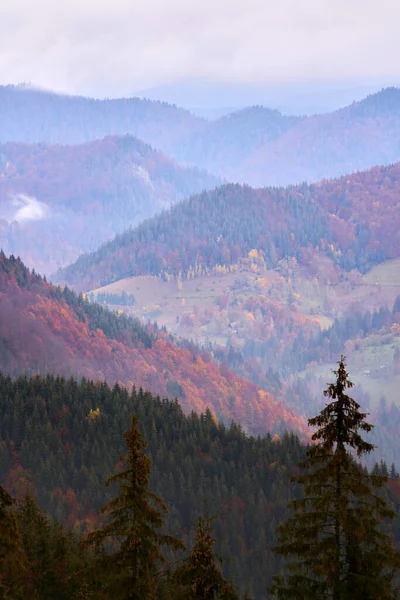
[84,414,184,600]
[271,357,400,599]
[0,371,306,598]
[58,159,400,293]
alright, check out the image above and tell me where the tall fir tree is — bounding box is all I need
[270,356,400,600]
[83,414,184,600]
[172,515,240,600]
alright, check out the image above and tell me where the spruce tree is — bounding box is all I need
[83,414,184,600]
[270,356,400,600]
[172,515,239,600]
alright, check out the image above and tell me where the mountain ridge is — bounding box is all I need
[2,85,400,186]
[0,252,307,437]
[0,135,219,273]
[56,160,400,291]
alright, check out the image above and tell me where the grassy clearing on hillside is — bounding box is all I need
[315,315,335,330]
[364,258,400,286]
[89,257,400,342]
[89,272,249,333]
[88,259,400,411]
[300,335,400,409]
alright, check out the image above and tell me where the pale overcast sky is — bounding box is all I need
[0,0,399,100]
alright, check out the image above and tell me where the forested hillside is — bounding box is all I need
[55,183,330,289]
[237,87,400,186]
[171,106,302,175]
[0,373,302,597]
[58,161,400,290]
[0,253,306,435]
[0,135,218,273]
[0,84,204,148]
[0,372,399,598]
[2,85,400,186]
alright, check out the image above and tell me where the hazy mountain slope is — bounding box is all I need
[237,88,400,186]
[0,253,307,436]
[0,135,219,274]
[173,106,303,171]
[57,161,400,291]
[2,85,400,186]
[0,86,300,162]
[0,85,204,148]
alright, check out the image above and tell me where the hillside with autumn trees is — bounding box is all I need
[236,87,400,186]
[53,160,400,468]
[0,135,219,274]
[0,373,304,599]
[2,85,400,187]
[57,159,400,291]
[0,84,205,149]
[1,371,400,598]
[0,253,306,436]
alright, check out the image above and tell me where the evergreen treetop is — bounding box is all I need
[172,515,240,600]
[83,414,184,600]
[271,356,400,600]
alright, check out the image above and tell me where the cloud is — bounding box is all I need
[11,194,48,223]
[0,0,399,98]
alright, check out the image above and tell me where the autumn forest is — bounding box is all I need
[2,83,400,598]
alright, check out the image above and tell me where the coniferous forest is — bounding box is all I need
[1,361,400,599]
[2,55,400,600]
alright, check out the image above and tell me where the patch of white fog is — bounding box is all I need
[10,194,49,223]
[131,165,154,190]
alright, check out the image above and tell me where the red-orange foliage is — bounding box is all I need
[0,254,307,436]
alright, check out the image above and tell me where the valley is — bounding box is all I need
[89,257,400,342]
[2,80,400,598]
[53,156,400,444]
[88,253,400,413]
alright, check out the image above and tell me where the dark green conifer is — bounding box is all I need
[271,356,400,600]
[17,492,91,600]
[84,414,184,600]
[172,515,239,599]
[0,484,24,599]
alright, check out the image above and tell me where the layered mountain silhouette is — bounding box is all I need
[2,85,400,186]
[57,160,400,291]
[0,135,219,273]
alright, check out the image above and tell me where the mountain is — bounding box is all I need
[0,253,306,436]
[236,87,400,186]
[139,79,390,116]
[54,163,400,468]
[54,182,329,289]
[0,85,301,181]
[57,160,400,291]
[0,136,219,274]
[173,106,302,173]
[0,84,204,148]
[2,85,400,186]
